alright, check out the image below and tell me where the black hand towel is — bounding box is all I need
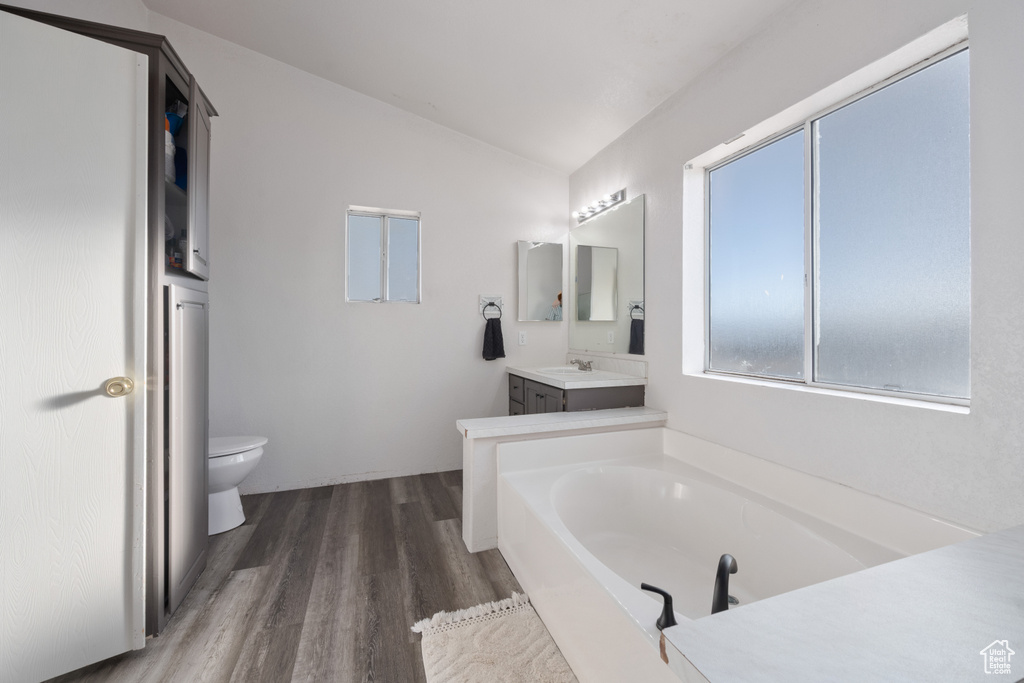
[629,318,644,355]
[483,318,505,360]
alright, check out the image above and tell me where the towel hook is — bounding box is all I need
[482,301,502,320]
[630,303,644,320]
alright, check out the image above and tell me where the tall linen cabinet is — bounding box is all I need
[0,5,218,636]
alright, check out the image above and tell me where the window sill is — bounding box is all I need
[691,370,970,414]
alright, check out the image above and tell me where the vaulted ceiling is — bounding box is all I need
[143,0,797,172]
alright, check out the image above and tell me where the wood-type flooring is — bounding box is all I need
[50,470,521,682]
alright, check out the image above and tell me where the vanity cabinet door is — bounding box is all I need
[525,388,541,414]
[542,387,565,412]
[185,76,212,279]
[166,284,209,616]
[524,380,564,414]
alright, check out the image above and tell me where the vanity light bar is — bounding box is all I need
[572,188,626,223]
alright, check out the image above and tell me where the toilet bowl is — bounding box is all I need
[208,435,267,535]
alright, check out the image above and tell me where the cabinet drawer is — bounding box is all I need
[509,398,525,416]
[508,374,525,403]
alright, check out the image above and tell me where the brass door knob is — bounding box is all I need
[105,377,134,397]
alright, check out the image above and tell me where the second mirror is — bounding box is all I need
[517,241,563,321]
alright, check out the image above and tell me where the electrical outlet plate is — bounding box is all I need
[519,331,527,345]
[607,331,615,343]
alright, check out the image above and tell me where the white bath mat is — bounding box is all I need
[411,593,577,683]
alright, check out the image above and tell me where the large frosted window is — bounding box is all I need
[709,131,805,378]
[706,47,970,400]
[347,209,421,303]
[814,50,970,397]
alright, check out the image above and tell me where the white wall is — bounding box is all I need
[1,0,148,30]
[17,0,1022,526]
[145,15,571,491]
[570,0,1024,532]
[8,0,571,491]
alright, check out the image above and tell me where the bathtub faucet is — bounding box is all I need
[640,583,678,630]
[711,554,738,615]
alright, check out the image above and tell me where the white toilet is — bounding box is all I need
[208,435,267,535]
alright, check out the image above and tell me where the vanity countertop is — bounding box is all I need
[456,406,667,440]
[506,365,646,390]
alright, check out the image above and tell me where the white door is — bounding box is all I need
[0,10,148,683]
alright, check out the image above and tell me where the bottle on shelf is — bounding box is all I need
[164,115,175,184]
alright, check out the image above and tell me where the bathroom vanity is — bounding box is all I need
[507,366,645,415]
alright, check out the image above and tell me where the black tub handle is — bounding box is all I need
[640,583,678,630]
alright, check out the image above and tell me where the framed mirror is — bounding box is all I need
[517,241,563,321]
[569,194,644,353]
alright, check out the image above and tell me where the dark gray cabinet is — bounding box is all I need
[509,374,644,415]
[0,4,217,283]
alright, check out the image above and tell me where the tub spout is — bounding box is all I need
[640,583,678,630]
[711,554,738,615]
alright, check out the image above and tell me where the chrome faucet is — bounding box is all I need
[570,358,593,371]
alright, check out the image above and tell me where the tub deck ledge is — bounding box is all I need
[662,523,1024,682]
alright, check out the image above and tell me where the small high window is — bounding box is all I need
[706,46,970,401]
[346,207,420,303]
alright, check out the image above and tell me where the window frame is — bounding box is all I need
[697,39,970,407]
[345,206,421,304]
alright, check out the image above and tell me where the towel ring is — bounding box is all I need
[482,301,502,320]
[630,304,644,320]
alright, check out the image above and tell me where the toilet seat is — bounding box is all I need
[209,435,268,458]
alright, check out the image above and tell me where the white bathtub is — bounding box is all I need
[552,464,870,619]
[496,428,976,682]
